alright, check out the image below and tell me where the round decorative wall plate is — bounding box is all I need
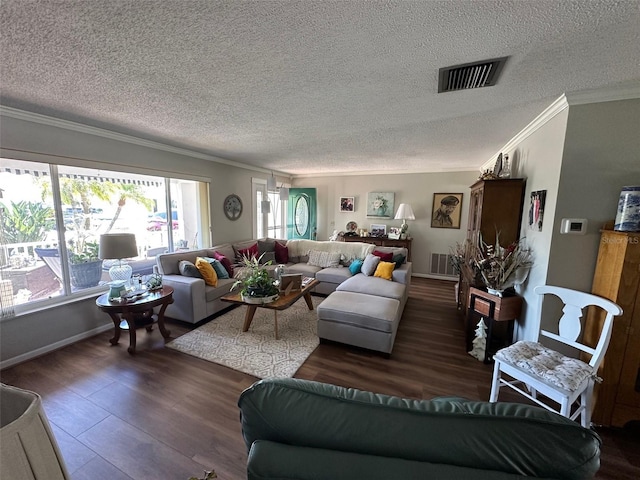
[346,221,358,232]
[224,194,243,221]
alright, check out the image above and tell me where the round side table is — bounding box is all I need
[96,286,174,354]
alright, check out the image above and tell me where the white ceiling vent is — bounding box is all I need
[438,57,508,93]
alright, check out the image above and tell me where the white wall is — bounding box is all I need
[293,171,479,276]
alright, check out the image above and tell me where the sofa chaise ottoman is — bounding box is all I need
[317,274,408,355]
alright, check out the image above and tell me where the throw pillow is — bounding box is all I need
[258,239,276,254]
[361,254,381,276]
[210,258,230,279]
[308,250,341,268]
[374,261,395,280]
[236,243,258,261]
[392,254,406,269]
[372,250,393,262]
[179,260,202,278]
[195,257,218,286]
[274,241,289,263]
[349,259,364,275]
[213,250,234,277]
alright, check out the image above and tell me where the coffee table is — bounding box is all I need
[221,278,319,339]
[96,286,174,354]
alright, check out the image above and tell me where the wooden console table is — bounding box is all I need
[466,287,523,363]
[341,235,412,261]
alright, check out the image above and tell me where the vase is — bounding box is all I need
[486,287,504,297]
[377,207,386,216]
[614,186,640,232]
[274,264,287,281]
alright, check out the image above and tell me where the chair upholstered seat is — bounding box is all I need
[494,341,594,392]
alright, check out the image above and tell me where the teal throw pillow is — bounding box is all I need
[349,259,364,275]
[392,254,406,269]
[211,259,230,279]
[202,256,230,279]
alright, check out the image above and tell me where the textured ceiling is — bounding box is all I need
[1,0,639,176]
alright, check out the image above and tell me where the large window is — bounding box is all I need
[0,158,209,318]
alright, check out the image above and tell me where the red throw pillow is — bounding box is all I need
[372,250,393,262]
[213,250,234,277]
[274,241,289,263]
[237,243,259,260]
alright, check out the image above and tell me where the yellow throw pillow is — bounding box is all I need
[373,261,395,280]
[195,257,218,286]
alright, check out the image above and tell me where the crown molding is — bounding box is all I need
[565,83,640,105]
[292,166,477,179]
[481,84,640,171]
[0,106,290,178]
[481,95,570,172]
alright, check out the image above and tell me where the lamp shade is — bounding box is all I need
[394,204,415,221]
[1,384,71,479]
[98,233,138,260]
[261,200,271,214]
[279,187,290,200]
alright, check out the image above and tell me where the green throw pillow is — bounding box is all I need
[392,254,406,269]
[202,256,230,279]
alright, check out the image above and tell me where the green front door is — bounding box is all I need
[287,188,317,240]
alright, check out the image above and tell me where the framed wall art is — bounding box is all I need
[370,224,387,237]
[366,192,394,218]
[340,196,354,212]
[528,190,547,232]
[431,193,463,229]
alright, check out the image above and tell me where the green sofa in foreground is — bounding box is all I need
[238,378,601,480]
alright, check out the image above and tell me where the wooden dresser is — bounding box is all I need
[341,235,412,261]
[584,228,640,427]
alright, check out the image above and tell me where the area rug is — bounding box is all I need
[166,296,322,378]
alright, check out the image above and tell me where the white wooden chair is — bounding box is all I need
[489,285,622,427]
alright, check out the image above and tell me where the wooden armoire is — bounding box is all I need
[460,178,526,311]
[585,227,640,427]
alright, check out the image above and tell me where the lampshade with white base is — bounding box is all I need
[99,233,138,284]
[394,203,415,238]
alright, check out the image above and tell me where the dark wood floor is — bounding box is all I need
[1,278,638,479]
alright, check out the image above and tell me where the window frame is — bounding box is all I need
[0,155,212,319]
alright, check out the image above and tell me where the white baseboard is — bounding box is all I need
[0,323,113,370]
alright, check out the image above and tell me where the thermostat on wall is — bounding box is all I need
[560,218,588,235]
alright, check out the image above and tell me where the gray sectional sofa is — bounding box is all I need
[156,238,412,354]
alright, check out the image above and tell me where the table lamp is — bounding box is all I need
[99,233,138,284]
[394,204,415,239]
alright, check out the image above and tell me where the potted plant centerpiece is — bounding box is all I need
[471,234,533,297]
[231,254,279,304]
